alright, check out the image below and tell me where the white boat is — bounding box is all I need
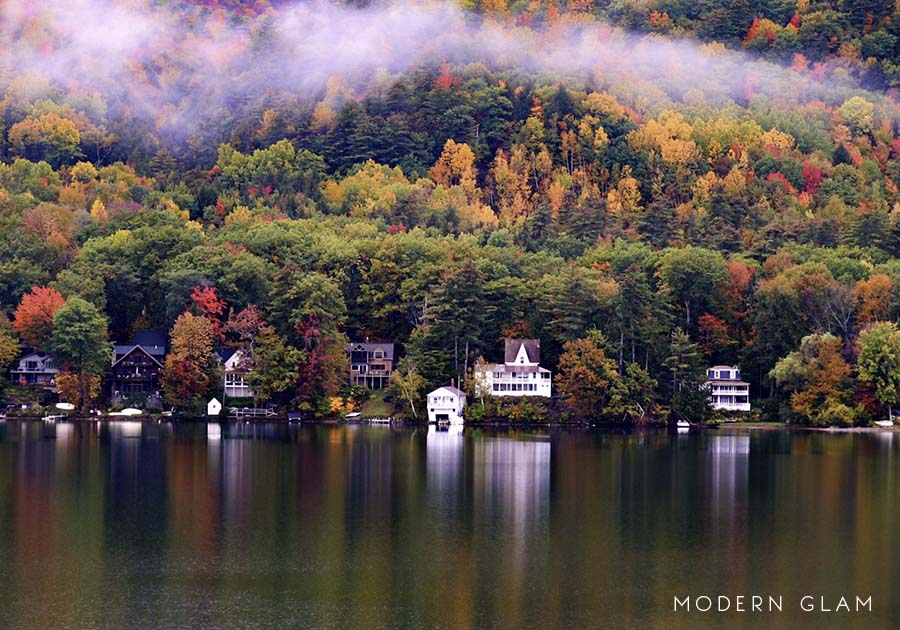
[42,414,67,422]
[108,407,143,417]
[676,419,691,429]
[875,420,894,428]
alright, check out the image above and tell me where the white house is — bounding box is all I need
[427,386,466,424]
[474,339,552,398]
[705,365,750,412]
[10,352,58,388]
[218,349,254,399]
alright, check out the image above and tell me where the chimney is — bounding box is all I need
[451,378,455,388]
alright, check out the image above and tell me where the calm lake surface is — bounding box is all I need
[0,421,898,629]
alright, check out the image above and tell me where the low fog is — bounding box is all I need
[0,0,891,140]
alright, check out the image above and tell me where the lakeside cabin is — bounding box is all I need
[347,341,395,389]
[10,352,58,388]
[108,331,166,401]
[474,338,552,398]
[427,386,466,425]
[705,365,751,412]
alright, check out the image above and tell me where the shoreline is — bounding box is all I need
[4,416,899,433]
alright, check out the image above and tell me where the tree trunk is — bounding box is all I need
[406,385,418,420]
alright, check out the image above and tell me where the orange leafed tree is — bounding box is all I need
[56,371,101,412]
[853,274,893,326]
[161,312,221,410]
[13,286,65,350]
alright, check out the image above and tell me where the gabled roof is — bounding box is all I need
[216,348,239,364]
[16,351,52,362]
[113,330,166,359]
[132,331,166,347]
[217,348,251,370]
[504,338,540,364]
[12,351,56,372]
[347,342,395,360]
[111,345,164,369]
[429,386,466,397]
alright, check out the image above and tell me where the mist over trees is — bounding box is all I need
[3,1,900,423]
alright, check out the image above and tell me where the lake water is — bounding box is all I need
[0,421,897,629]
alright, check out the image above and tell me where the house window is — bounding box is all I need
[350,350,367,364]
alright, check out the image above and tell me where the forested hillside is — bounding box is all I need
[3,0,900,423]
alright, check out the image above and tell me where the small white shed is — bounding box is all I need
[427,386,466,425]
[207,397,222,416]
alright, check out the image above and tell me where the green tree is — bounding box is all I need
[389,356,426,419]
[858,322,900,423]
[249,325,303,407]
[0,320,20,381]
[770,333,855,425]
[665,328,712,423]
[49,297,110,413]
[658,246,728,330]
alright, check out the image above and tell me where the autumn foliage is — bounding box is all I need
[190,285,227,340]
[161,312,221,410]
[13,286,65,350]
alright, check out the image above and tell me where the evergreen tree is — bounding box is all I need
[665,328,712,423]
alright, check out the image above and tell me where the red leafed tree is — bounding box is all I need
[226,305,263,349]
[435,63,453,89]
[767,172,795,193]
[225,305,264,372]
[190,285,227,340]
[743,17,761,46]
[802,162,822,194]
[13,286,65,349]
[293,315,349,409]
[698,313,735,361]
